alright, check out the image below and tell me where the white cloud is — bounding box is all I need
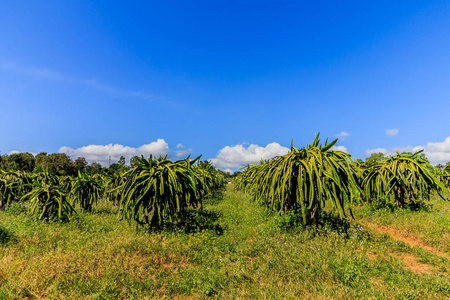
[172,143,193,157]
[222,168,234,174]
[58,139,170,166]
[386,128,399,136]
[209,142,289,170]
[174,148,193,157]
[335,131,350,140]
[365,136,450,165]
[425,137,450,152]
[331,145,348,153]
[8,150,37,156]
[418,137,450,164]
[365,148,388,156]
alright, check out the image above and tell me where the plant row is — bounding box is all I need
[234,134,449,228]
[0,155,227,230]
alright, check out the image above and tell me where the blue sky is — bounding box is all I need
[1,1,450,171]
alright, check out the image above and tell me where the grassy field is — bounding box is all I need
[0,186,449,299]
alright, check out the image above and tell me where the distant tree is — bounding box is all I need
[130,156,140,167]
[118,156,126,166]
[47,153,76,176]
[75,157,88,171]
[89,162,102,172]
[435,164,444,171]
[216,168,231,178]
[365,152,387,164]
[231,171,241,178]
[108,163,121,173]
[7,152,35,171]
[0,154,6,170]
[35,152,49,171]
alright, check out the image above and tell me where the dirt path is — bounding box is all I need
[361,221,450,261]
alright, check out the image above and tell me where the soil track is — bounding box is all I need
[389,251,434,274]
[362,221,450,260]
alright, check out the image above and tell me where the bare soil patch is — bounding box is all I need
[389,251,434,274]
[364,248,434,274]
[361,221,450,260]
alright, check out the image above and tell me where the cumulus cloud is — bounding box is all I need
[335,131,350,140]
[8,150,37,156]
[386,128,399,136]
[172,143,193,157]
[209,142,289,170]
[417,137,450,164]
[365,148,388,156]
[174,149,193,157]
[365,136,450,165]
[331,145,348,153]
[58,139,170,166]
[222,168,234,174]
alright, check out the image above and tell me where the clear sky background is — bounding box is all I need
[1,1,450,172]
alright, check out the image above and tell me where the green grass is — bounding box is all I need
[352,194,450,253]
[0,186,449,299]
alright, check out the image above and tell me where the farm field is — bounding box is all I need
[0,185,449,299]
[4,3,450,299]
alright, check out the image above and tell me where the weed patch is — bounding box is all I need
[0,226,16,245]
[0,187,449,299]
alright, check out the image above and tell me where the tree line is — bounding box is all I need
[0,152,232,178]
[0,152,136,175]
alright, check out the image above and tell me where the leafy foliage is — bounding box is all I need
[0,171,33,208]
[104,172,127,205]
[70,171,104,211]
[361,151,444,207]
[21,181,75,220]
[0,171,14,209]
[0,225,15,245]
[119,155,202,229]
[4,152,35,172]
[236,134,360,227]
[193,160,226,200]
[438,162,450,192]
